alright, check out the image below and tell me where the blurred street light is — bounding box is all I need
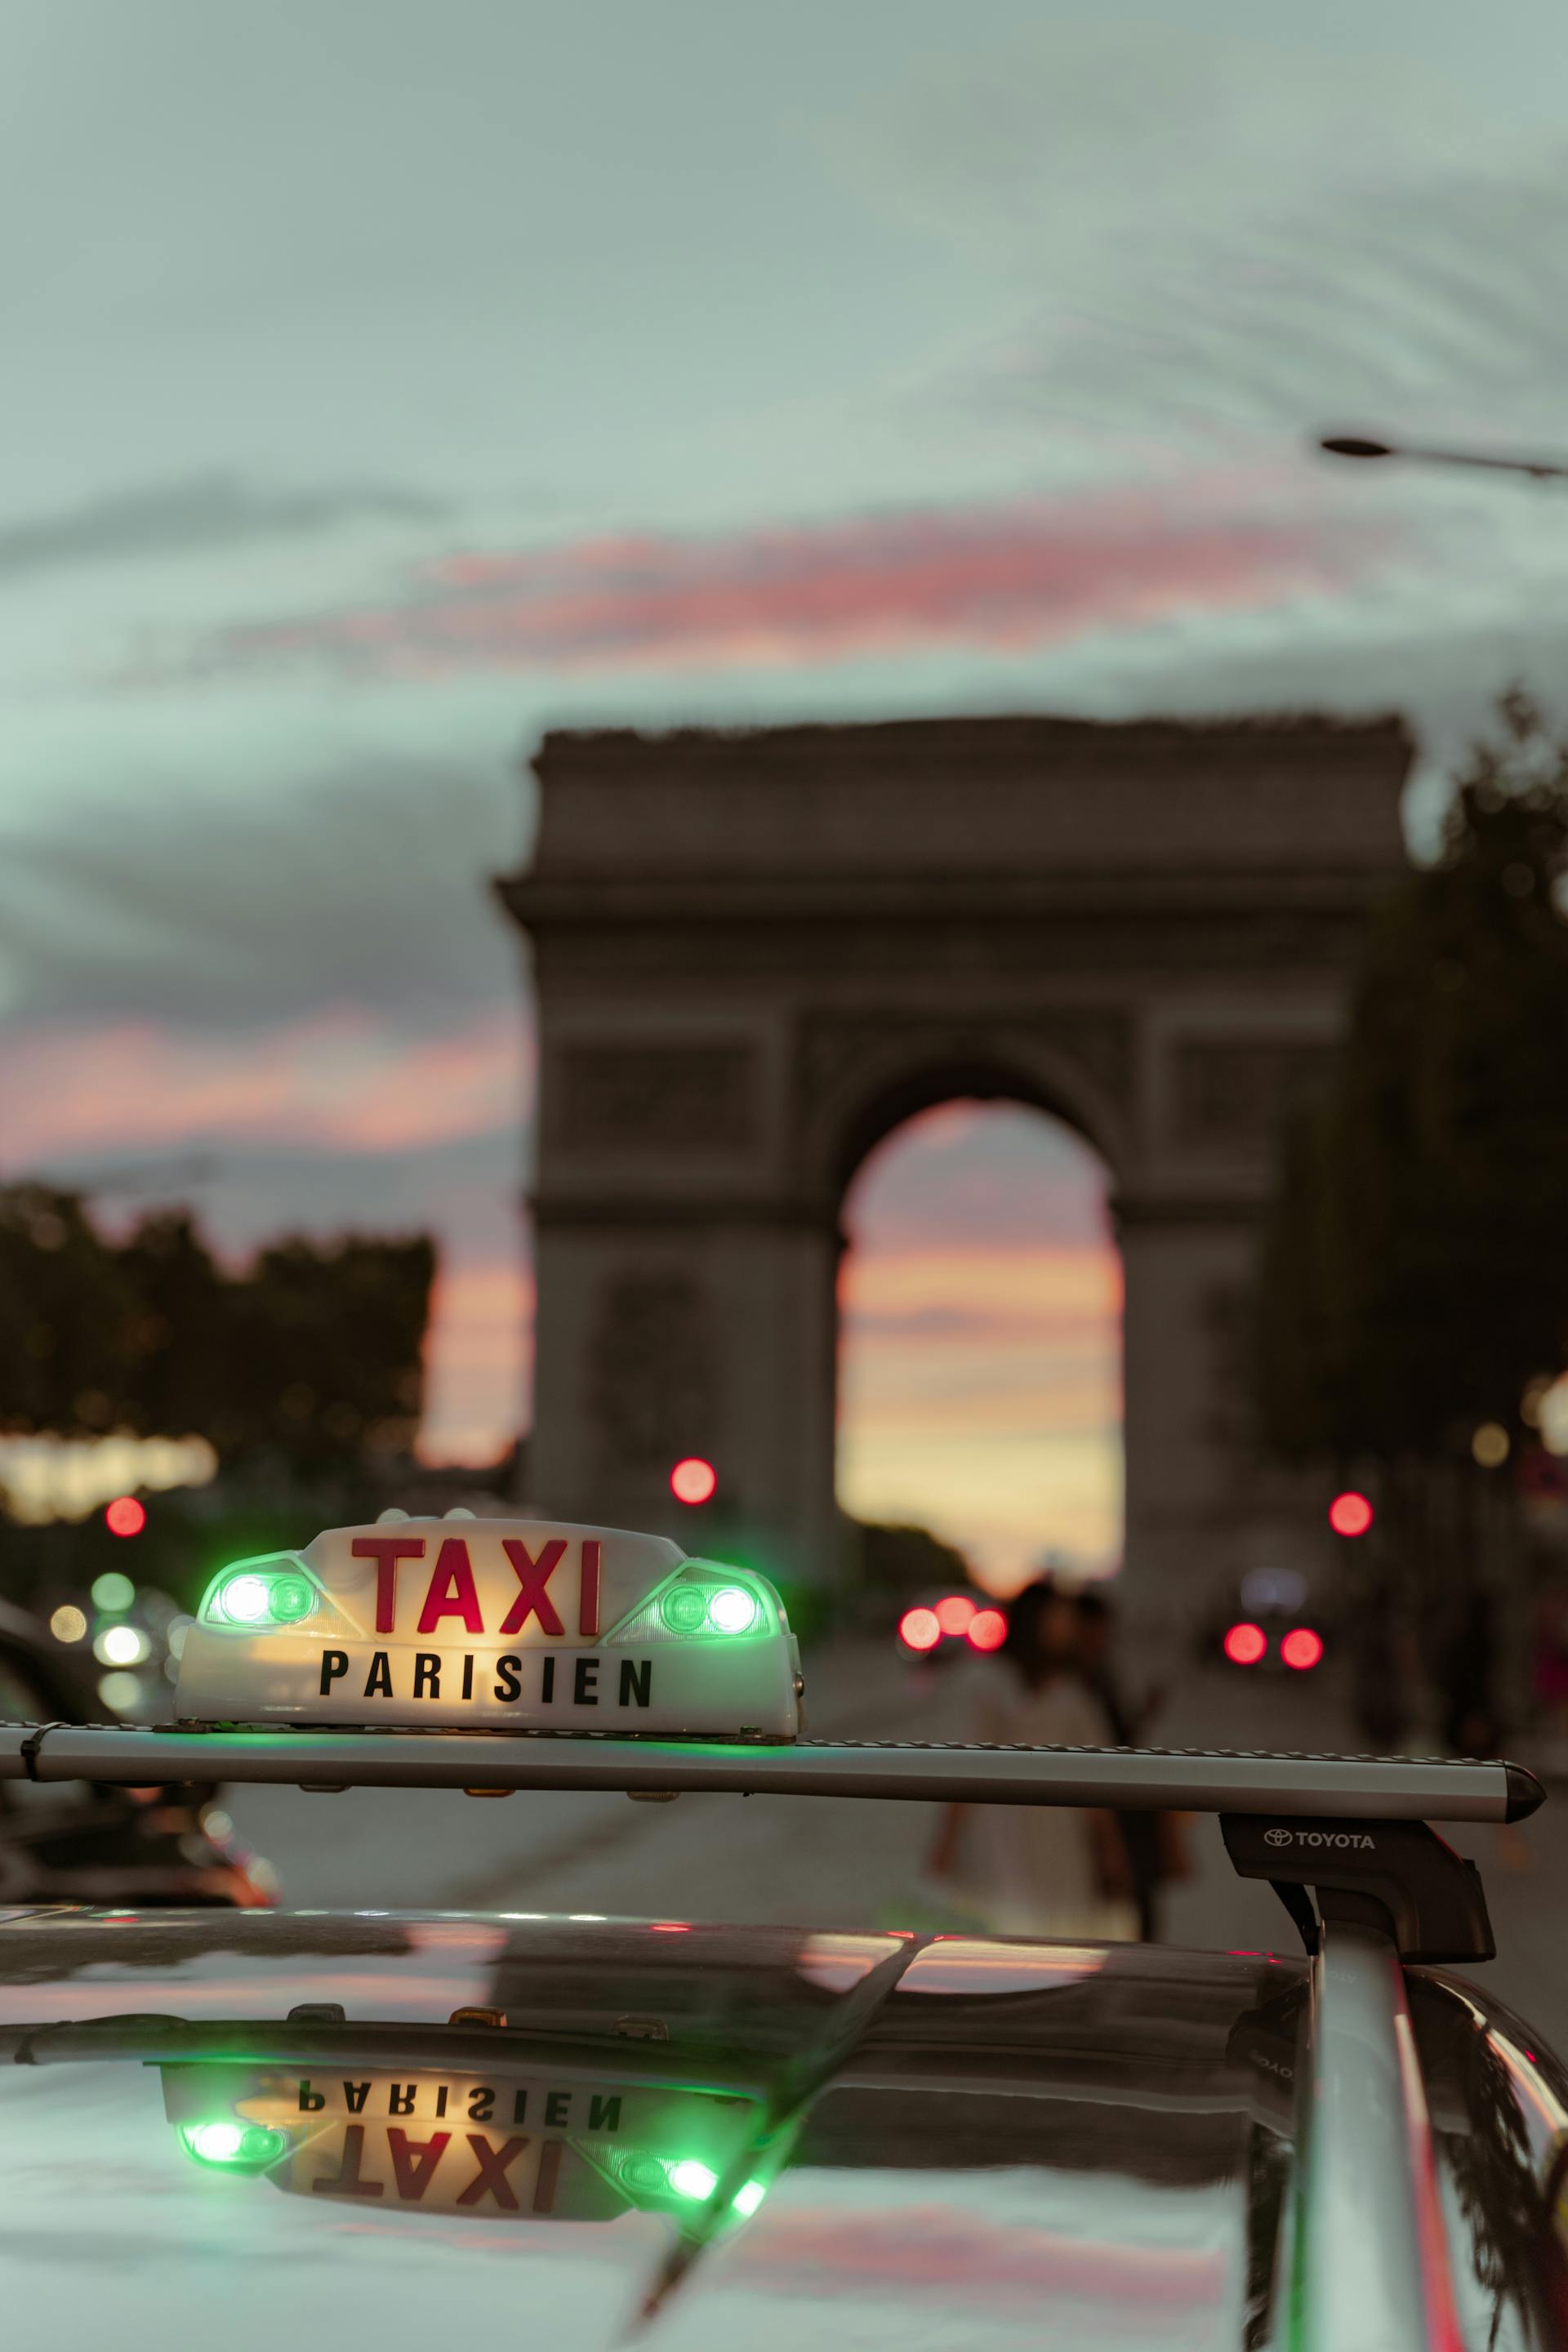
[1318,431,1568,483]
[1472,1422,1512,1469]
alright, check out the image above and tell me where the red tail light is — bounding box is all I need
[1223,1621,1267,1667]
[966,1608,1007,1652]
[1281,1627,1324,1671]
[898,1607,941,1652]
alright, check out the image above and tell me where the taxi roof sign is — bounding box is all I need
[174,1517,803,1741]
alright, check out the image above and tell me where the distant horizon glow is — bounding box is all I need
[836,1101,1122,1590]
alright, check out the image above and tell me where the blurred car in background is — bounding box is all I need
[1210,1566,1329,1679]
[896,1590,1007,1663]
[0,1594,275,1907]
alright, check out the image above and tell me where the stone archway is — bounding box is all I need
[499,712,1413,1620]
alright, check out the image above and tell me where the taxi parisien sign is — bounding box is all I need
[173,1517,803,1739]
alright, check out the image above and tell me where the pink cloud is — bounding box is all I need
[418,1254,533,1467]
[0,1009,529,1168]
[183,483,1387,683]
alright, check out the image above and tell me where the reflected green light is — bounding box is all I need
[667,2158,718,2200]
[618,2153,670,2193]
[182,2120,287,2167]
[732,2179,765,2216]
[91,1570,136,1613]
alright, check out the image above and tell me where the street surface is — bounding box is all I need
[224,1640,1568,2051]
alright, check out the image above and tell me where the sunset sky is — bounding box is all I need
[7,2,1568,1575]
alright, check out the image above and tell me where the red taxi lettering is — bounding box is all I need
[311,2125,383,2199]
[580,1539,601,1637]
[456,2133,528,2211]
[351,1535,427,1634]
[416,1538,484,1636]
[387,2128,451,2201]
[499,1538,566,1637]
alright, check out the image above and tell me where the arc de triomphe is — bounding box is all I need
[499,713,1412,1619]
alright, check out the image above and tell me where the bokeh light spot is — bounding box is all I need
[898,1606,941,1652]
[1328,1490,1374,1539]
[967,1607,1008,1651]
[1223,1621,1267,1667]
[670,1457,717,1505]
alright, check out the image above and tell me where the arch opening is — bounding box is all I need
[835,1098,1123,1596]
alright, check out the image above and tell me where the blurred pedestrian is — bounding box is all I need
[1441,1587,1530,1873]
[1075,1588,1187,1940]
[926,1579,1138,1940]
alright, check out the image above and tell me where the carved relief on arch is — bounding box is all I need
[584,1270,718,1472]
[791,1008,1136,1205]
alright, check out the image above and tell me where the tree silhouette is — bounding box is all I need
[1258,688,1568,1467]
[0,1191,435,1477]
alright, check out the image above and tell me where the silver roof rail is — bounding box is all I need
[0,1721,1542,1823]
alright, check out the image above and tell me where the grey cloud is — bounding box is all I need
[837,26,1568,450]
[982,164,1568,445]
[0,749,529,1030]
[0,472,448,582]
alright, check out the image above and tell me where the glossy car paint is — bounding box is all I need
[1,1910,1565,2349]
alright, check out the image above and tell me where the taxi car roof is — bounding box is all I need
[0,1905,1563,2352]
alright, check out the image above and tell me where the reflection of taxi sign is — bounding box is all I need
[173,1517,802,1738]
[161,2062,768,2228]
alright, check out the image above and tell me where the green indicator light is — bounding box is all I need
[707,1586,757,1636]
[733,2180,765,2217]
[662,1586,709,1635]
[219,1575,271,1625]
[210,1566,316,1627]
[667,2158,718,2201]
[267,1575,314,1624]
